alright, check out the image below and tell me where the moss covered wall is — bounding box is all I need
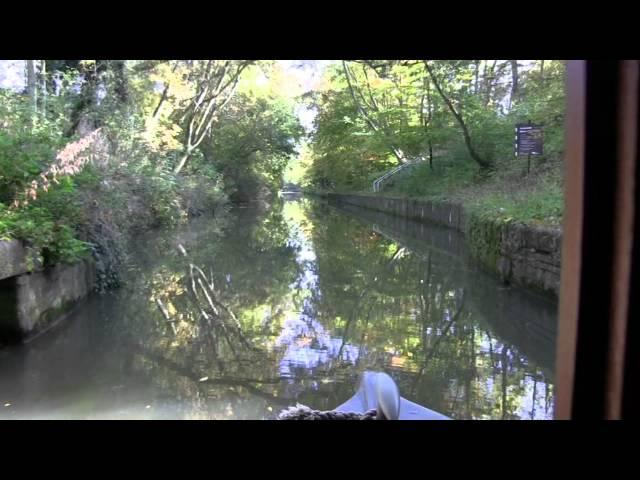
[0,256,95,343]
[326,193,562,298]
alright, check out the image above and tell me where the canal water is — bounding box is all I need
[0,196,558,419]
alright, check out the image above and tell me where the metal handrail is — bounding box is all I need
[372,158,423,192]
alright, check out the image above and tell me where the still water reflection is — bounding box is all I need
[0,197,557,419]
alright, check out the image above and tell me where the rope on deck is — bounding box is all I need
[277,404,378,420]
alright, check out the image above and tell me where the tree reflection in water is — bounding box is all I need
[115,197,556,419]
[0,197,556,419]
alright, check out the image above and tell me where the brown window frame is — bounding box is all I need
[555,60,638,419]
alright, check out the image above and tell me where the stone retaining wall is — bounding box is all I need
[326,192,562,298]
[0,239,94,343]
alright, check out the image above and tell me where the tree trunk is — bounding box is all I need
[152,62,179,119]
[152,84,170,119]
[501,345,508,419]
[426,78,434,170]
[26,60,37,117]
[531,377,538,419]
[45,60,57,95]
[110,60,128,104]
[65,60,108,137]
[509,60,518,111]
[38,60,47,117]
[474,60,480,94]
[174,61,250,175]
[484,60,498,107]
[420,77,435,170]
[482,61,488,97]
[173,151,191,176]
[424,61,492,169]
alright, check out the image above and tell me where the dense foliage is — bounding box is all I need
[303,60,565,225]
[1,59,564,282]
[0,60,302,280]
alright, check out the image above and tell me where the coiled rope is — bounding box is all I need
[278,404,378,420]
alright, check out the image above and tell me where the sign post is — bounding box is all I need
[515,122,544,174]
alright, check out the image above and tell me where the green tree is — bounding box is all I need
[198,93,303,202]
[172,60,252,174]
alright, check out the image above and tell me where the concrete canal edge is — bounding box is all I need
[0,239,95,343]
[324,192,562,299]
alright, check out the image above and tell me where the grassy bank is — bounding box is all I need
[369,154,564,228]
